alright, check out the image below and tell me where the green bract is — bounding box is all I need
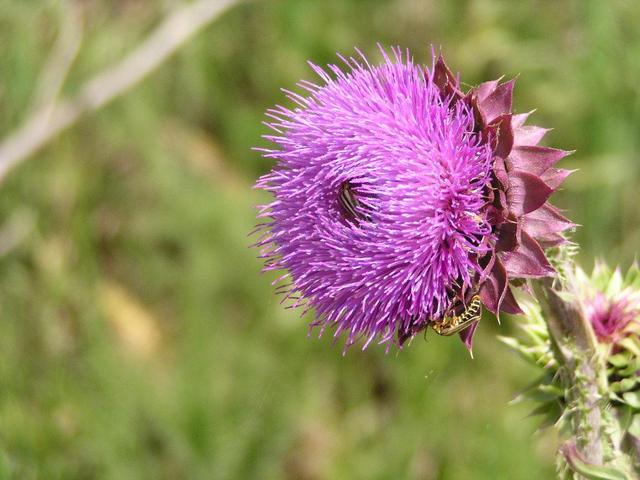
[502,261,640,475]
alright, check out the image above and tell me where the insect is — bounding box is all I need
[431,295,482,336]
[338,181,370,223]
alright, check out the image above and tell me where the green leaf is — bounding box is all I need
[622,392,640,409]
[562,440,631,480]
[528,400,561,418]
[610,378,638,393]
[592,261,612,291]
[517,387,562,404]
[538,383,564,397]
[618,337,640,358]
[627,414,640,438]
[497,336,543,365]
[619,377,638,391]
[497,335,522,350]
[555,290,576,304]
[609,391,625,403]
[569,462,630,480]
[608,353,631,368]
[520,326,549,345]
[618,359,640,377]
[624,262,640,287]
[537,404,563,430]
[606,268,624,297]
[617,405,634,431]
[610,381,624,393]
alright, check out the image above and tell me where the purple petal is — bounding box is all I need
[485,114,514,159]
[500,287,524,314]
[507,170,554,217]
[492,156,510,189]
[522,202,575,238]
[474,79,500,103]
[433,56,463,99]
[479,260,509,315]
[537,233,566,248]
[496,222,519,253]
[506,146,571,176]
[477,79,515,124]
[541,168,575,189]
[501,231,555,278]
[512,110,534,128]
[458,320,479,352]
[514,125,551,146]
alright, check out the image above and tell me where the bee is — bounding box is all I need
[338,181,370,223]
[431,295,482,336]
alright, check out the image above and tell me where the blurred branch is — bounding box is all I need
[29,0,83,116]
[0,0,239,182]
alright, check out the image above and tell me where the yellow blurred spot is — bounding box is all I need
[100,280,162,359]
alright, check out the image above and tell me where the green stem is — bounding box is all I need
[533,277,612,468]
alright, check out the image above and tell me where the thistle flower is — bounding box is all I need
[587,292,640,344]
[579,262,640,345]
[254,47,573,350]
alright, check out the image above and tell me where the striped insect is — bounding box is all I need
[431,295,482,336]
[338,181,370,223]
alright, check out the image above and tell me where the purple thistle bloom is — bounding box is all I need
[586,292,640,344]
[254,47,573,350]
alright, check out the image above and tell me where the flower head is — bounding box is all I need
[255,47,573,350]
[587,293,640,343]
[578,262,640,345]
[572,262,640,407]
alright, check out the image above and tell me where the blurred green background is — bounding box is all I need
[1,0,639,478]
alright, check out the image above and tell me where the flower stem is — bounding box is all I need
[533,277,614,470]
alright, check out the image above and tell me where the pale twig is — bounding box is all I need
[29,0,83,116]
[0,0,239,182]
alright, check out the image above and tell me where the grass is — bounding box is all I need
[1,0,639,478]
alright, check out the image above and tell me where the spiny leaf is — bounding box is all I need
[622,392,640,409]
[497,336,544,365]
[616,405,634,432]
[538,383,564,397]
[528,400,562,417]
[592,261,612,291]
[606,268,624,298]
[617,359,640,377]
[569,462,631,480]
[610,378,638,393]
[624,262,640,288]
[608,353,632,368]
[497,335,523,350]
[618,337,640,358]
[561,441,631,480]
[627,414,640,438]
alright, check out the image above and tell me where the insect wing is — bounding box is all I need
[435,316,480,336]
[431,295,482,336]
